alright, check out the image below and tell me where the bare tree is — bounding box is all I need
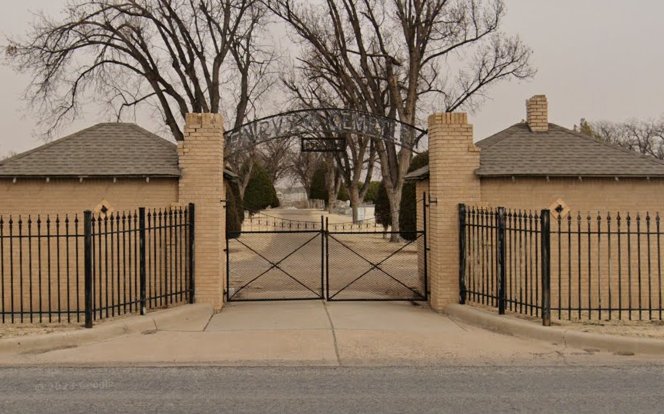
[588,119,664,160]
[289,150,323,197]
[259,136,296,183]
[335,134,377,221]
[267,0,534,237]
[324,153,344,212]
[0,150,18,161]
[283,72,377,221]
[5,0,273,146]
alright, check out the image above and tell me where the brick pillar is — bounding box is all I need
[178,113,226,310]
[428,113,480,312]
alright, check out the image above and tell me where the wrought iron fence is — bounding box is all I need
[552,212,663,321]
[0,214,84,324]
[460,204,664,324]
[0,204,194,327]
[242,210,379,232]
[460,206,550,325]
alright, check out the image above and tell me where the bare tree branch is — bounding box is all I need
[5,0,271,143]
[267,0,534,234]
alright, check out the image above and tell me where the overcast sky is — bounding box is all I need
[2,0,664,157]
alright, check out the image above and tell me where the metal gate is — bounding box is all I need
[325,225,427,301]
[226,230,323,301]
[226,205,427,302]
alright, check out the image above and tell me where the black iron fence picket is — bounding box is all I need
[551,211,663,321]
[461,204,664,324]
[0,213,83,324]
[460,205,551,325]
[1,204,195,327]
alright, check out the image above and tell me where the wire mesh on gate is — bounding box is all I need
[325,229,427,301]
[226,229,324,301]
[242,211,379,232]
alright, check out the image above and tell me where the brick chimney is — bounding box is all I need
[526,95,548,132]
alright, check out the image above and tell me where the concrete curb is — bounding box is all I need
[0,304,213,355]
[445,304,664,356]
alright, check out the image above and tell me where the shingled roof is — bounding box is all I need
[0,123,180,178]
[476,122,664,177]
[406,121,664,181]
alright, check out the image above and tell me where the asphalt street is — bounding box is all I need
[1,365,663,414]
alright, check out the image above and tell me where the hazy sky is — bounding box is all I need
[2,0,664,157]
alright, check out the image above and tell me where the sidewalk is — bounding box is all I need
[0,301,661,366]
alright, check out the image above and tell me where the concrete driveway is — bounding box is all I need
[0,301,656,366]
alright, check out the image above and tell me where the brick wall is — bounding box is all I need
[0,178,178,215]
[481,176,664,320]
[0,178,180,319]
[177,113,226,311]
[427,113,481,311]
[481,177,664,214]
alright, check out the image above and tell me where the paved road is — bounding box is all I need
[1,366,663,414]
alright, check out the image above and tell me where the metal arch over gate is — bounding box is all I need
[224,109,429,302]
[224,108,428,157]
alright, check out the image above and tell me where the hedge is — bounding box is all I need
[225,179,244,238]
[244,163,280,211]
[399,151,429,240]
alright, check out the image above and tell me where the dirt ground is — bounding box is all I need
[0,323,81,339]
[555,318,664,339]
[468,302,664,339]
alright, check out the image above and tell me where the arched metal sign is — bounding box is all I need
[224,108,427,156]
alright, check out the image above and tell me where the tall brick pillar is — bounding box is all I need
[428,113,480,311]
[178,113,226,310]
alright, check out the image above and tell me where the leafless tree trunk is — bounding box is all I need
[336,134,376,223]
[325,157,340,213]
[283,70,377,223]
[289,151,323,198]
[268,0,534,239]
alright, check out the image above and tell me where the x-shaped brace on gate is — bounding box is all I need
[230,233,321,299]
[327,233,425,300]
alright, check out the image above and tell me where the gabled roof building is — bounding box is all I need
[409,95,664,214]
[0,122,234,215]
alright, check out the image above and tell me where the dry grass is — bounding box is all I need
[0,323,81,339]
[466,302,664,339]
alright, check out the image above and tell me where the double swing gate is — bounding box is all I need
[226,205,428,302]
